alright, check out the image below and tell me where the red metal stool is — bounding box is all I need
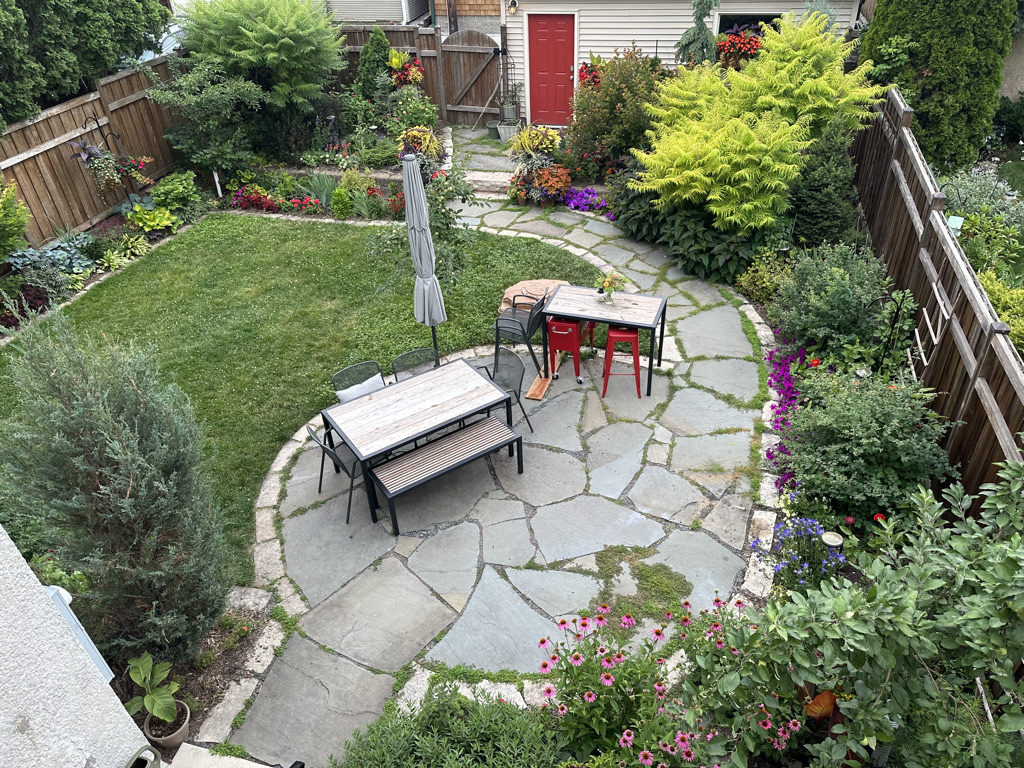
[547,317,595,384]
[602,325,641,398]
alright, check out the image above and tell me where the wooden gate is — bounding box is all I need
[440,29,501,126]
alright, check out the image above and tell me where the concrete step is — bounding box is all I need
[170,743,268,768]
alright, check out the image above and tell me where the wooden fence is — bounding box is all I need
[0,56,177,247]
[852,88,1024,494]
[338,24,503,126]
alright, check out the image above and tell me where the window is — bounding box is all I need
[715,13,782,36]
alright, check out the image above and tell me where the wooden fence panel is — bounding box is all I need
[852,89,1024,494]
[0,58,176,246]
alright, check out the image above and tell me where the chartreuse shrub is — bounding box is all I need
[151,171,203,222]
[634,11,883,234]
[678,463,1024,767]
[782,370,952,520]
[0,311,229,664]
[331,186,352,219]
[332,684,559,768]
[979,271,1024,352]
[861,0,1016,169]
[0,178,30,261]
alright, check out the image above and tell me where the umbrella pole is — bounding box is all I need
[431,326,440,367]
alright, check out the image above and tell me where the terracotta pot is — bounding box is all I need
[144,700,190,750]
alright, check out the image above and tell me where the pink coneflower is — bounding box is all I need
[550,654,560,664]
[759,719,771,730]
[710,621,722,632]
[583,691,596,703]
[619,729,634,748]
[680,631,688,641]
[663,611,673,620]
[558,618,569,629]
[734,599,745,609]
[538,637,550,649]
[653,681,666,693]
[595,613,607,627]
[614,652,626,665]
[657,764,668,768]
[713,596,723,608]
[680,614,692,627]
[789,719,801,732]
[570,652,585,666]
[600,603,610,612]
[542,685,556,699]
[715,637,725,650]
[638,750,654,766]
[539,661,551,673]
[601,655,615,669]
[621,613,636,628]
[557,703,568,715]
[579,617,590,631]
[652,627,666,642]
[664,744,677,755]
[730,646,739,655]
[680,746,695,762]
[601,672,615,686]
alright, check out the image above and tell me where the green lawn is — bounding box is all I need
[1000,160,1024,196]
[0,214,600,583]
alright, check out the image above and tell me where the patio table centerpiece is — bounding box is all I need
[594,271,625,302]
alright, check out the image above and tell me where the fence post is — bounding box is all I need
[435,26,449,124]
[500,23,509,101]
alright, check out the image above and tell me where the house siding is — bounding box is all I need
[506,0,858,123]
[330,0,405,24]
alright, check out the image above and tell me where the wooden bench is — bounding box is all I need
[368,417,523,535]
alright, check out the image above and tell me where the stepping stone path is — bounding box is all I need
[220,195,784,768]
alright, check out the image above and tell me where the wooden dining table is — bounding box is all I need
[321,359,512,517]
[541,284,668,396]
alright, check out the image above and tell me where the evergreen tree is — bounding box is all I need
[358,26,392,101]
[675,0,720,65]
[0,0,44,131]
[861,0,1016,169]
[789,118,857,246]
[0,311,229,664]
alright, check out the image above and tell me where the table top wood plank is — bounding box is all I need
[544,285,666,328]
[323,359,508,460]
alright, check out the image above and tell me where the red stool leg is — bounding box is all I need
[602,334,615,397]
[631,333,641,398]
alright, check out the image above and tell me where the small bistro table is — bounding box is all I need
[541,285,668,396]
[321,359,512,518]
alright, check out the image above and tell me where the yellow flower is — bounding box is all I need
[603,279,610,288]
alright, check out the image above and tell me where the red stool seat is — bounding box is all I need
[547,317,595,383]
[602,326,641,399]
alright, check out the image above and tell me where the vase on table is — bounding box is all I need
[604,290,615,303]
[595,288,606,302]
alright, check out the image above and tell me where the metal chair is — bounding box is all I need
[494,289,549,374]
[306,425,360,524]
[391,348,438,383]
[486,348,534,433]
[332,361,386,404]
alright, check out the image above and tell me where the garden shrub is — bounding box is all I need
[959,209,1024,279]
[331,186,352,219]
[783,371,951,521]
[788,118,858,247]
[995,91,1024,143]
[635,11,883,233]
[735,248,792,304]
[358,26,392,101]
[384,85,439,135]
[0,311,230,664]
[861,0,1016,169]
[0,178,30,261]
[151,171,202,217]
[979,270,1024,352]
[562,44,663,171]
[773,244,889,351]
[148,59,265,173]
[609,163,774,283]
[333,684,560,768]
[180,0,344,113]
[0,0,41,133]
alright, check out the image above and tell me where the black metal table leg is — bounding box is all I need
[363,459,379,521]
[647,323,656,396]
[658,311,666,367]
[506,397,514,455]
[541,315,549,379]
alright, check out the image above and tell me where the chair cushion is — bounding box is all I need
[336,374,386,404]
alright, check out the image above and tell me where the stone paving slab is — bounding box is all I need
[679,280,728,306]
[483,517,536,566]
[302,558,456,672]
[282,494,394,606]
[676,305,754,359]
[280,446,351,516]
[587,422,652,500]
[526,391,584,451]
[427,567,554,673]
[660,388,758,436]
[567,228,606,249]
[532,495,664,562]
[704,494,753,550]
[493,446,587,507]
[594,243,632,266]
[671,433,752,473]
[642,531,744,609]
[472,497,526,525]
[196,677,257,743]
[407,522,480,597]
[627,466,705,524]
[507,568,602,618]
[383,460,495,533]
[512,219,569,238]
[689,359,761,401]
[234,636,393,768]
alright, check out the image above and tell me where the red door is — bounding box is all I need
[528,14,574,125]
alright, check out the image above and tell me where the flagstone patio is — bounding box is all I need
[203,204,781,768]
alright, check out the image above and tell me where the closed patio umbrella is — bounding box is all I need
[402,153,447,366]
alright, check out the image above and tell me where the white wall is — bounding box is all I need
[506,0,859,123]
[0,526,148,768]
[329,0,406,24]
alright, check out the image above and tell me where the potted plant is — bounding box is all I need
[498,82,523,123]
[125,652,191,749]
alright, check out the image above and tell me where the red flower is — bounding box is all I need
[844,516,855,525]
[873,513,886,522]
[809,359,821,367]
